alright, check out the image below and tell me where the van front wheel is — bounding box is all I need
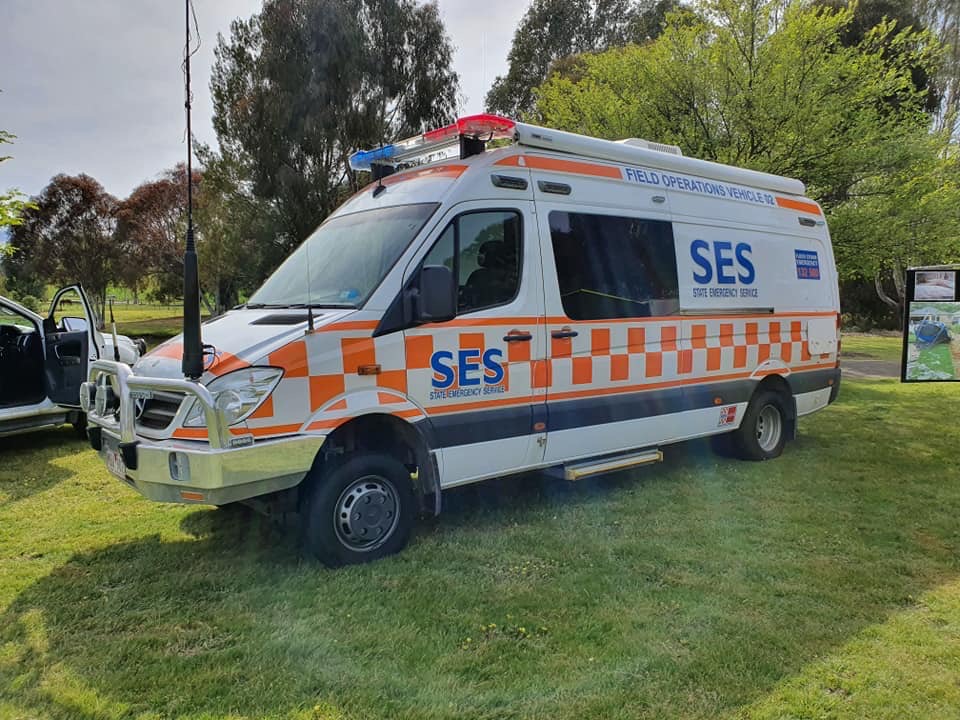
[302,453,416,567]
[731,390,788,461]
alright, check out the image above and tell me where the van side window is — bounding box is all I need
[548,211,679,320]
[422,210,522,314]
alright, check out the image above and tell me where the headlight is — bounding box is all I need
[183,367,283,427]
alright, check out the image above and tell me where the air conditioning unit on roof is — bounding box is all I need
[615,138,683,156]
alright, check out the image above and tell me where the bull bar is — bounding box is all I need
[82,360,231,447]
[81,360,324,505]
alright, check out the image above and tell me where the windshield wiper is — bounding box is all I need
[286,302,357,310]
[245,302,357,310]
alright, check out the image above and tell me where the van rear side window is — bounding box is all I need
[548,211,680,320]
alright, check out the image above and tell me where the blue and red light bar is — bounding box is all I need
[423,114,516,142]
[349,114,515,172]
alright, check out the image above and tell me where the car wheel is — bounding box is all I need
[731,390,789,461]
[72,413,88,438]
[302,453,416,567]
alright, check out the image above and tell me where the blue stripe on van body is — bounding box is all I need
[786,367,839,396]
[416,368,838,449]
[545,380,754,435]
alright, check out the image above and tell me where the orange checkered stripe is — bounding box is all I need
[148,341,249,377]
[303,390,425,432]
[404,324,538,416]
[544,315,833,398]
[173,322,423,440]
[171,321,411,440]
[171,313,836,441]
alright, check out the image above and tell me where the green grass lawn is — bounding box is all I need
[107,305,205,346]
[2,377,960,719]
[109,305,184,324]
[901,331,957,381]
[909,343,957,380]
[840,332,903,362]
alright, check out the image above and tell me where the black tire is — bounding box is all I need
[213,502,243,511]
[710,432,735,458]
[730,389,789,461]
[302,453,416,567]
[72,413,87,438]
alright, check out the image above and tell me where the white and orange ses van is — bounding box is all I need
[82,115,841,566]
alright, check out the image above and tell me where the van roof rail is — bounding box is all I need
[513,122,805,196]
[348,114,806,197]
[615,138,683,156]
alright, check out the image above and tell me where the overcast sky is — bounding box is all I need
[0,0,527,200]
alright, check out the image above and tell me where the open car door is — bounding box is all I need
[44,285,100,408]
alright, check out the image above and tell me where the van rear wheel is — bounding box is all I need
[302,452,416,567]
[730,390,788,461]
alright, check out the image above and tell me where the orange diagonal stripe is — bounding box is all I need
[775,196,822,216]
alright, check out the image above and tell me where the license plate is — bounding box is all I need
[102,437,127,480]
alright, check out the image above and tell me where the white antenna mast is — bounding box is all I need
[305,232,314,333]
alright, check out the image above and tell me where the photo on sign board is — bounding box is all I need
[903,300,960,381]
[913,270,956,300]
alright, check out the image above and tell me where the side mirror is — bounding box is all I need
[62,316,89,333]
[417,265,456,323]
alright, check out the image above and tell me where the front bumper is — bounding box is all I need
[82,361,323,505]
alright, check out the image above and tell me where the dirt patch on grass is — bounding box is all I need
[843,359,900,379]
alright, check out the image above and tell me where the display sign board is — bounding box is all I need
[901,266,960,382]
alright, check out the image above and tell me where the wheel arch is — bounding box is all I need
[304,412,440,516]
[752,373,796,440]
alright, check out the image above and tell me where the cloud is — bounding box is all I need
[0,0,524,200]
[439,0,526,112]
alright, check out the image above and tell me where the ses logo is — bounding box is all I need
[430,348,506,400]
[690,239,758,299]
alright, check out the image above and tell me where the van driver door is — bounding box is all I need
[403,200,548,486]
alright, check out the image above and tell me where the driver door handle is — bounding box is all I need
[54,345,81,366]
[551,327,579,339]
[503,330,533,342]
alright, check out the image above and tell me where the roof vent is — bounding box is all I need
[615,138,683,156]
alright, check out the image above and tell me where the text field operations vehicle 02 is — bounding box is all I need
[82,114,841,566]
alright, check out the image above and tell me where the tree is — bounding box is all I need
[484,0,680,119]
[6,175,117,320]
[194,145,282,313]
[830,133,960,318]
[915,0,960,133]
[537,1,937,189]
[533,0,945,316]
[815,0,939,114]
[114,165,199,302]
[210,0,459,253]
[0,130,35,232]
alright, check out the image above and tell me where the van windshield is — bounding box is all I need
[247,203,439,308]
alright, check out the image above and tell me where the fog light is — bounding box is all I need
[93,375,118,417]
[169,452,191,483]
[94,385,114,416]
[79,382,96,413]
